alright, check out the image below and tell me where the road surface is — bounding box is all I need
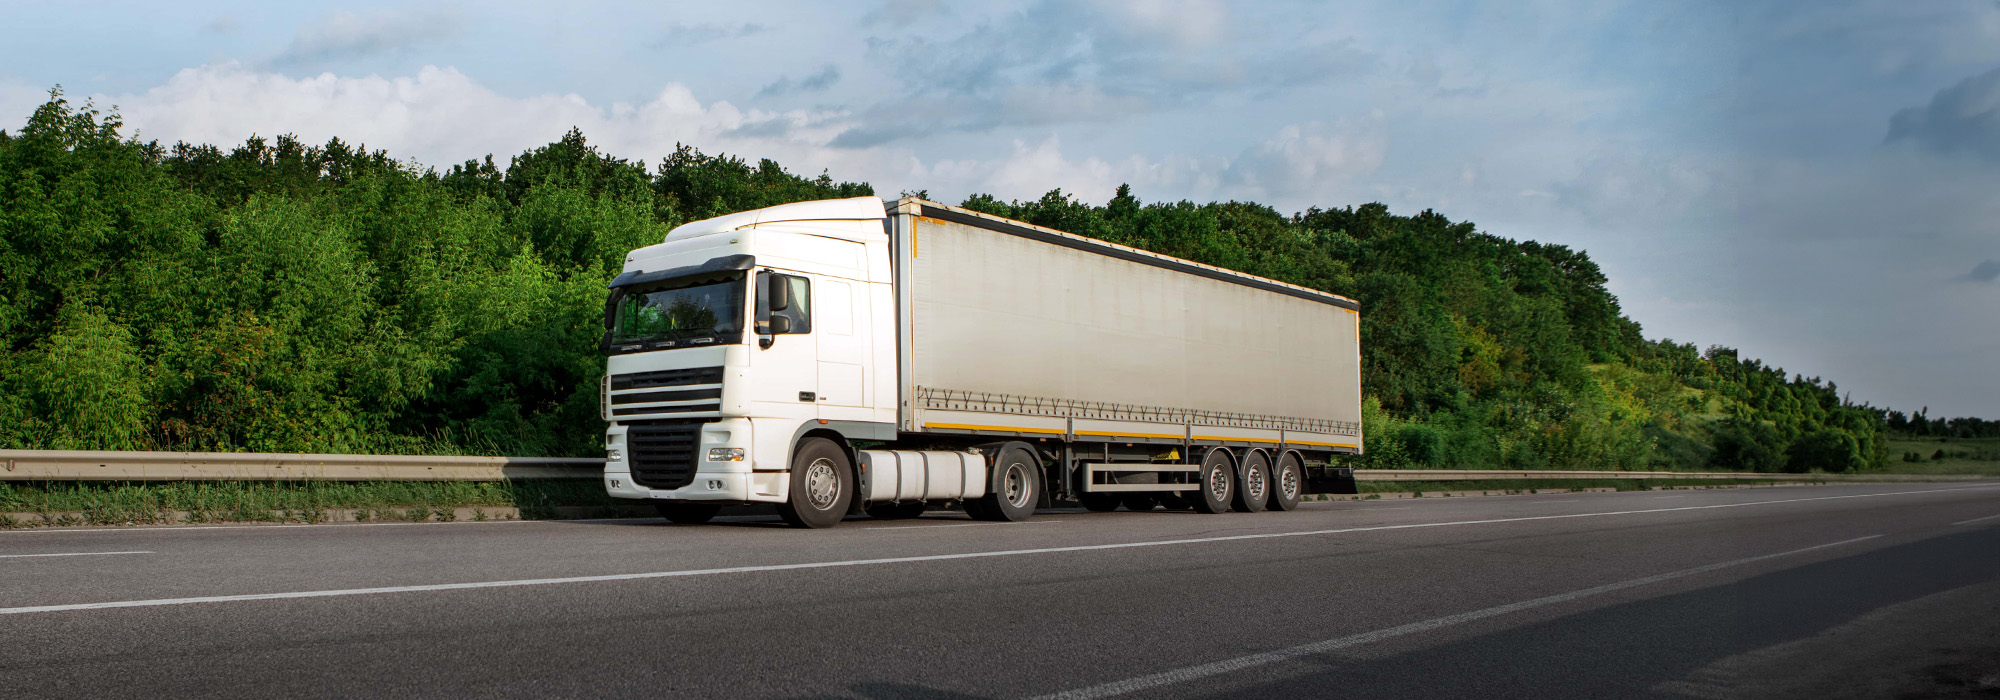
[4,481,1999,699]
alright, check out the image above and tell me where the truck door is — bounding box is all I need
[814,277,873,421]
[751,271,817,417]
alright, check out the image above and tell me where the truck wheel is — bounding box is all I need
[1269,453,1304,511]
[655,502,721,524]
[1121,494,1160,511]
[1079,493,1122,512]
[866,502,927,520]
[969,447,1040,521]
[1234,451,1271,513]
[1193,450,1235,514]
[777,438,852,529]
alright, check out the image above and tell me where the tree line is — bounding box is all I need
[0,92,1963,471]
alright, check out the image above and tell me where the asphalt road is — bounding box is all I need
[4,482,1999,699]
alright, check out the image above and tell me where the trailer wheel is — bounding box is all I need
[1234,451,1271,513]
[1121,494,1161,512]
[1269,452,1304,511]
[777,438,852,529]
[866,502,927,520]
[1193,449,1235,514]
[968,447,1040,521]
[1079,493,1122,512]
[655,502,721,524]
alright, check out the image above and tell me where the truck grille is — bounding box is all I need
[627,421,703,490]
[611,367,724,391]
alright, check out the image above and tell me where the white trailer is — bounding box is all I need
[600,196,1362,528]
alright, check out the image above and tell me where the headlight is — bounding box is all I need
[707,447,745,462]
[607,448,623,462]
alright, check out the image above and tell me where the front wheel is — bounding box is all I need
[968,447,1040,522]
[777,438,853,529]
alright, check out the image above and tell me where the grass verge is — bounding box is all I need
[0,480,627,528]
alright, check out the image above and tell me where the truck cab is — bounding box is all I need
[600,197,896,521]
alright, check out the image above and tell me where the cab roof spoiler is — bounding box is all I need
[606,253,755,290]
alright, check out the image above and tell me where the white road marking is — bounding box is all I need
[1028,535,1885,700]
[1954,512,2000,525]
[0,484,1987,616]
[0,551,152,559]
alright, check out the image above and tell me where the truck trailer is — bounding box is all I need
[600,196,1363,528]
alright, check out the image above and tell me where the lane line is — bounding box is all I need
[1029,535,1885,700]
[0,484,1988,616]
[1954,513,2000,525]
[0,551,153,559]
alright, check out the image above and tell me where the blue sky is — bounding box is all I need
[5,0,1998,417]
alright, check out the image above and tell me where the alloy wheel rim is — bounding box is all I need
[805,458,839,510]
[1208,462,1230,496]
[1281,463,1300,499]
[1004,464,1031,508]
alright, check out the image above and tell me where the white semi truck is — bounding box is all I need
[600,196,1363,528]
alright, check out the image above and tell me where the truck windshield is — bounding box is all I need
[609,274,745,350]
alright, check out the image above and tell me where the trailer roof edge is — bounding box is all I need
[893,197,1361,312]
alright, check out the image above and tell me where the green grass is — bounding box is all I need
[1354,478,1802,495]
[0,480,626,527]
[1883,436,2000,476]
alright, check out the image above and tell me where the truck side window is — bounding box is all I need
[757,271,812,335]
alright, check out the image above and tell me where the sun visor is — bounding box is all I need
[607,254,755,290]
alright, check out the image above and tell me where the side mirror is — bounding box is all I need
[758,314,791,349]
[766,274,791,312]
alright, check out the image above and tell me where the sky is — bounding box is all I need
[4,0,1997,417]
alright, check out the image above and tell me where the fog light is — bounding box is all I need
[707,448,744,462]
[707,480,725,490]
[609,479,623,488]
[607,448,623,462]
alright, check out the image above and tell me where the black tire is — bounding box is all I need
[777,438,853,529]
[1079,492,1122,512]
[1234,451,1271,513]
[866,501,927,520]
[969,447,1040,521]
[1121,494,1161,512]
[1193,449,1235,514]
[1159,492,1195,511]
[655,502,721,524]
[1269,452,1304,511]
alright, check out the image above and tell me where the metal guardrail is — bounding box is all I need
[1354,469,1988,482]
[0,450,1982,483]
[0,450,605,481]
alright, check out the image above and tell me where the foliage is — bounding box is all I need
[0,93,1940,471]
[963,186,1906,471]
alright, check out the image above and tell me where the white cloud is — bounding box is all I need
[1221,118,1387,200]
[271,9,464,68]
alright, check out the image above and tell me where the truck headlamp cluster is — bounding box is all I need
[707,447,745,462]
[607,448,622,462]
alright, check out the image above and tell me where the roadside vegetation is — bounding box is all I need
[0,479,626,527]
[1,91,1991,474]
